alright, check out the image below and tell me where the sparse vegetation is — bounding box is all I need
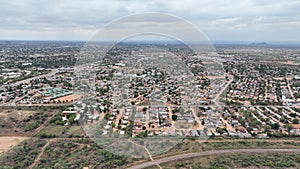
[158,153,300,169]
[0,139,47,168]
[36,140,127,169]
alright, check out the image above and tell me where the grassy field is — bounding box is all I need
[35,125,86,138]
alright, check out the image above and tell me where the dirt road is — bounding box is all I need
[212,76,233,107]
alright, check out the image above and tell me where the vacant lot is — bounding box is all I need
[35,139,127,169]
[0,137,129,169]
[0,136,28,155]
[36,125,85,138]
[0,106,60,136]
[0,139,47,169]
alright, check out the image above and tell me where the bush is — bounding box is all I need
[271,123,280,130]
[293,118,299,124]
[24,121,39,131]
[23,118,30,122]
[38,132,56,138]
[172,114,178,121]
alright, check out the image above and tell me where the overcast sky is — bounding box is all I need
[1,0,300,42]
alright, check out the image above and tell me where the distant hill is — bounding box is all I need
[249,42,269,47]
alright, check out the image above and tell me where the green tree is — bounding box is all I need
[292,118,299,124]
[271,123,280,130]
[172,114,178,121]
[68,114,77,125]
[284,124,293,132]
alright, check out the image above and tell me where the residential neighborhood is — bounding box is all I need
[1,42,300,140]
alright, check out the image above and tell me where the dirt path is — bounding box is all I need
[219,115,235,132]
[128,139,162,169]
[286,78,296,101]
[32,113,56,136]
[212,76,233,107]
[28,139,52,169]
[191,107,204,130]
[127,148,300,169]
[28,138,82,169]
[264,79,268,100]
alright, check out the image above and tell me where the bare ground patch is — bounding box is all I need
[0,136,28,155]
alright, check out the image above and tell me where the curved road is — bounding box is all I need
[128,148,300,169]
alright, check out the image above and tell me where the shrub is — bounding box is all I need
[24,121,39,131]
[172,115,178,121]
[293,118,299,124]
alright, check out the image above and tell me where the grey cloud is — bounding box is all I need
[0,0,300,41]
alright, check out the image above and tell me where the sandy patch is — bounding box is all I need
[202,61,215,64]
[54,94,82,103]
[261,60,299,66]
[0,136,28,155]
[279,61,300,65]
[291,124,300,129]
[273,77,294,81]
[206,76,225,79]
[244,101,251,106]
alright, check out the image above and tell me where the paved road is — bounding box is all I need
[0,69,59,90]
[0,102,73,107]
[127,148,300,169]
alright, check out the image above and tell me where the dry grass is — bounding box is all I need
[0,136,28,155]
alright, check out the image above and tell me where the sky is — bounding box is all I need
[1,0,300,42]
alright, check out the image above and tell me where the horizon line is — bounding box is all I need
[1,39,300,45]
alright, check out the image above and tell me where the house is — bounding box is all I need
[251,128,260,134]
[190,130,200,137]
[257,133,268,138]
[102,130,108,135]
[237,126,247,133]
[62,110,77,119]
